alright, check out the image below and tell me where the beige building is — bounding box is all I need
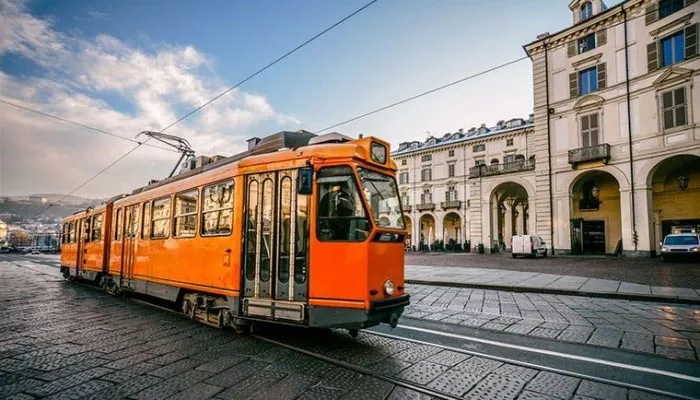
[392,117,535,250]
[523,0,699,256]
[393,0,700,256]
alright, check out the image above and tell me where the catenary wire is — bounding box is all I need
[30,0,380,218]
[313,3,662,133]
[0,98,178,153]
[159,0,380,133]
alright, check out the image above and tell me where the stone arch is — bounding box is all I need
[567,165,630,195]
[569,170,622,255]
[489,182,530,251]
[442,212,463,249]
[419,213,437,250]
[403,215,413,249]
[645,154,700,253]
[640,151,700,189]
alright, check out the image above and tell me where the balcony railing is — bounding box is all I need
[441,200,461,210]
[402,204,412,212]
[416,203,435,211]
[568,143,611,167]
[468,159,536,178]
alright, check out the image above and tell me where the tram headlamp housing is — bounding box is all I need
[383,280,395,296]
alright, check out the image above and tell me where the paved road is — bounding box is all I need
[406,252,700,288]
[2,257,699,399]
[406,283,700,360]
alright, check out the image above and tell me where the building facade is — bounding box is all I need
[524,0,699,256]
[392,117,535,251]
[392,0,700,256]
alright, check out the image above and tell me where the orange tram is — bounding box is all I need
[60,131,409,334]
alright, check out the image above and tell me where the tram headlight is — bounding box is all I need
[383,280,395,296]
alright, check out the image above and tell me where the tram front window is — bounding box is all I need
[317,166,370,241]
[357,167,404,229]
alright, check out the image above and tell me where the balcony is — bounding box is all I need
[416,203,435,211]
[441,200,461,210]
[468,159,536,178]
[402,204,412,212]
[568,143,611,167]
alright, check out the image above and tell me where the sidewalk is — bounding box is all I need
[406,265,700,304]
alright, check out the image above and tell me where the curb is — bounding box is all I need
[405,279,700,305]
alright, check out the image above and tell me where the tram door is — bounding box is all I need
[242,169,310,323]
[121,205,139,289]
[76,217,89,274]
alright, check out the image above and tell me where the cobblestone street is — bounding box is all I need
[405,284,700,360]
[2,258,696,399]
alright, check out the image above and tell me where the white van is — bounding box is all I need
[511,235,548,258]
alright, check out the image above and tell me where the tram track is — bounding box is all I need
[4,256,699,399]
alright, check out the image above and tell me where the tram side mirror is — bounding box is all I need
[298,167,313,195]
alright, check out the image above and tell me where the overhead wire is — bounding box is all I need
[313,3,662,133]
[0,98,178,153]
[29,0,380,218]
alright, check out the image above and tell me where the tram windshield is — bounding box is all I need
[357,167,405,230]
[317,166,371,241]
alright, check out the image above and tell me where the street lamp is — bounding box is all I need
[678,175,689,191]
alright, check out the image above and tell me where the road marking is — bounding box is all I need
[389,324,700,383]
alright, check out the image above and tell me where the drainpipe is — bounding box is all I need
[623,7,638,254]
[544,41,555,255]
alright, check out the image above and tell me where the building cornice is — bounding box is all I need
[524,0,648,57]
[392,126,533,158]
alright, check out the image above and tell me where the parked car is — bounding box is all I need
[0,246,9,253]
[31,248,41,255]
[511,235,548,258]
[660,233,700,262]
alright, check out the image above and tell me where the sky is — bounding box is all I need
[0,0,620,198]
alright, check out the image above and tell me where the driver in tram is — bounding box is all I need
[318,182,356,240]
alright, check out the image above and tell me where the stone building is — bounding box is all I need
[524,0,699,256]
[392,117,535,250]
[393,0,700,256]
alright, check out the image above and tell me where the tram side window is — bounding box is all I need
[202,181,234,236]
[125,205,139,238]
[114,209,122,240]
[92,214,103,241]
[295,191,309,284]
[62,224,68,244]
[174,189,198,238]
[316,166,370,241]
[82,217,92,243]
[151,197,171,239]
[142,202,151,239]
[69,222,76,243]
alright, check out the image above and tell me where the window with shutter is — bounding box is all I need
[648,42,659,72]
[568,41,577,57]
[645,3,659,25]
[686,23,698,59]
[659,0,684,18]
[579,67,598,95]
[580,113,600,147]
[448,164,455,178]
[661,87,687,130]
[661,31,685,67]
[578,33,596,54]
[596,29,607,46]
[570,72,579,98]
[597,63,606,89]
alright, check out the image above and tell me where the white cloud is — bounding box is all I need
[0,0,300,198]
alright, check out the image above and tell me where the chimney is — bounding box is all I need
[458,128,464,134]
[497,120,505,128]
[536,32,550,39]
[247,137,261,151]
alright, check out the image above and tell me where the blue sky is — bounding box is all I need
[0,0,620,197]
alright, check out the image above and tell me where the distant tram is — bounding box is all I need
[60,131,409,334]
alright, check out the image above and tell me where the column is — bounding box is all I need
[515,203,524,236]
[504,199,514,250]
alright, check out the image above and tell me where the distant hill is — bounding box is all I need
[0,195,104,221]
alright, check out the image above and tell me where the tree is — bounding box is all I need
[8,230,32,247]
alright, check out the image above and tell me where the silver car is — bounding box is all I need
[660,234,700,262]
